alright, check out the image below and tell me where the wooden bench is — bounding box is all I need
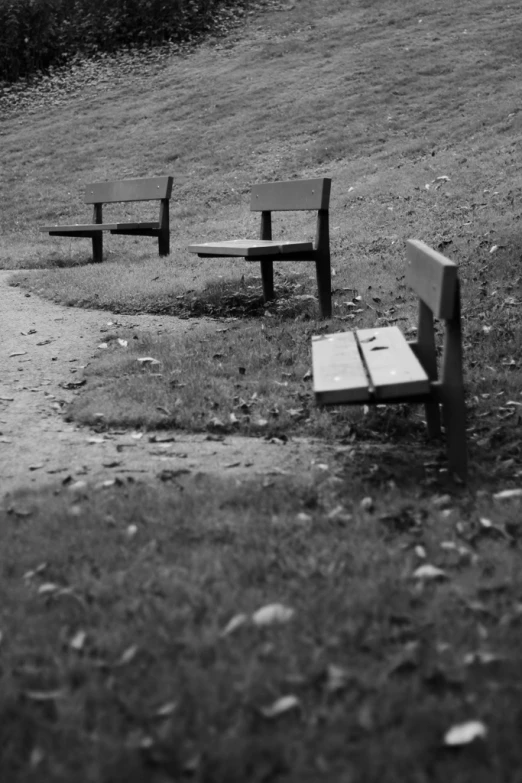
[188,178,332,318]
[312,239,467,480]
[40,176,173,263]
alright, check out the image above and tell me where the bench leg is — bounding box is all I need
[158,199,170,256]
[92,234,103,263]
[158,230,169,256]
[315,255,331,319]
[260,260,274,302]
[442,389,467,482]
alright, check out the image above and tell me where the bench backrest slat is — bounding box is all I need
[405,239,458,319]
[250,178,331,212]
[84,176,173,204]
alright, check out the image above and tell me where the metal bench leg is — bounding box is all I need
[260,260,274,301]
[92,233,103,263]
[158,199,170,256]
[442,389,467,481]
[315,254,332,318]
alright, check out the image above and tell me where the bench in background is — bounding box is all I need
[312,239,467,480]
[40,176,173,263]
[188,178,332,318]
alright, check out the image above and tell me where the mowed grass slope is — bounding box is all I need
[2,1,522,781]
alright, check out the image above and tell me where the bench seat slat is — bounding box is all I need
[356,326,430,399]
[41,222,160,233]
[312,332,371,404]
[188,239,314,257]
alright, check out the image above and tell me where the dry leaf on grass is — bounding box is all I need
[220,613,248,637]
[412,564,448,581]
[493,488,522,501]
[444,720,487,746]
[252,603,295,626]
[260,694,300,718]
[137,357,160,365]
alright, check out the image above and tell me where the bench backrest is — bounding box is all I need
[250,178,331,212]
[84,176,173,204]
[406,239,458,319]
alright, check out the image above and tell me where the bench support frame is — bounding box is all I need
[41,176,173,263]
[313,240,467,481]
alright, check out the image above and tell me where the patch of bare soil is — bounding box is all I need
[0,271,328,501]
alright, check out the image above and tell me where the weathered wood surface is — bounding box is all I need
[250,178,331,211]
[188,239,314,256]
[312,332,371,404]
[84,176,173,204]
[41,222,160,233]
[406,239,457,319]
[356,326,430,399]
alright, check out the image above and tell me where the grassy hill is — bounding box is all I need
[2,1,522,781]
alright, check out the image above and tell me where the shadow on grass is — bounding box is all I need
[173,275,319,320]
[13,254,95,271]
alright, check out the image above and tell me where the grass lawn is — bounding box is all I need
[1,0,522,779]
[3,472,522,782]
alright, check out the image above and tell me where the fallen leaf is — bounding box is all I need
[412,564,447,581]
[137,357,160,365]
[25,689,66,702]
[325,664,350,693]
[260,694,300,718]
[252,603,295,626]
[117,645,139,666]
[70,630,87,650]
[493,489,522,501]
[444,720,487,746]
[220,613,248,637]
[117,339,128,347]
[9,351,27,357]
[37,583,60,595]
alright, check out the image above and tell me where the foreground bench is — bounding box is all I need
[40,176,173,263]
[188,178,332,318]
[312,239,467,480]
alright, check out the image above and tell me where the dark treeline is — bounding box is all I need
[0,0,248,82]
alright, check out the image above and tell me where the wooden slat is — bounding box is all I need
[250,178,331,212]
[356,326,430,399]
[84,176,173,204]
[41,222,159,232]
[188,239,314,257]
[312,332,371,404]
[405,239,458,319]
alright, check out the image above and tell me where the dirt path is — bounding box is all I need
[0,272,329,501]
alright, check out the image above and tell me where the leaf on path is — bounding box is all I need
[9,351,27,357]
[117,339,128,347]
[260,694,300,718]
[444,720,487,746]
[252,603,295,626]
[220,613,248,637]
[98,343,109,349]
[412,564,448,581]
[148,434,175,443]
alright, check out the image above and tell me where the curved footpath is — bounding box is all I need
[0,271,328,502]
